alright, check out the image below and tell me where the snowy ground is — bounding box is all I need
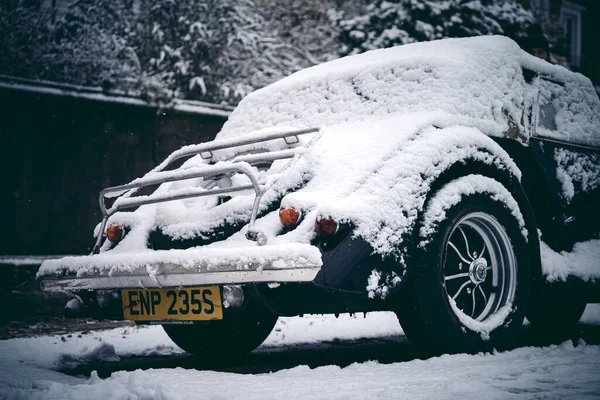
[1,306,600,399]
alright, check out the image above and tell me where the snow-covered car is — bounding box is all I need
[38,36,600,356]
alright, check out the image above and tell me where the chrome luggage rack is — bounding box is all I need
[93,127,322,254]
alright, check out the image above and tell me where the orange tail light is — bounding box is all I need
[106,224,124,243]
[279,207,302,228]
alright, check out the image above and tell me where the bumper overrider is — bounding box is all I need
[37,244,323,293]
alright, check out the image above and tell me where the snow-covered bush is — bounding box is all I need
[0,1,140,89]
[131,0,347,104]
[338,0,534,55]
[1,0,334,105]
[1,0,534,105]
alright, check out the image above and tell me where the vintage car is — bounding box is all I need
[38,36,600,356]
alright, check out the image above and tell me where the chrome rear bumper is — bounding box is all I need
[38,244,323,293]
[40,266,320,292]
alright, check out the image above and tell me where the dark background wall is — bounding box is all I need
[0,87,228,255]
[580,0,600,86]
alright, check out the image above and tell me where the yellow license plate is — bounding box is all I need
[121,286,223,322]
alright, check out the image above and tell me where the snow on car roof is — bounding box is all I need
[219,35,599,147]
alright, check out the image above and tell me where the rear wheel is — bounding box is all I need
[163,300,277,358]
[397,175,531,355]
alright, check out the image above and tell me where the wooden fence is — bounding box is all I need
[0,78,231,255]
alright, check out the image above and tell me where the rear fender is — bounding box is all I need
[402,142,541,294]
[318,127,537,298]
[377,128,540,297]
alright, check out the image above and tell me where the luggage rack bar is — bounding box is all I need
[92,127,321,254]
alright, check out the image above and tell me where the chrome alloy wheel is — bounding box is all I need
[443,212,517,322]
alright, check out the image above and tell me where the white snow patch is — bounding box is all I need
[366,269,383,299]
[38,243,322,278]
[0,325,182,373]
[554,148,600,203]
[2,306,600,398]
[540,239,600,282]
[57,343,121,370]
[535,76,600,148]
[4,339,600,399]
[0,313,401,372]
[366,269,401,299]
[420,175,528,246]
[262,312,403,348]
[449,298,513,341]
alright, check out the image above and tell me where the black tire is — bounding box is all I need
[527,279,586,332]
[163,299,277,358]
[397,176,531,355]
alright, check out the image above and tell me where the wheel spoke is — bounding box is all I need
[478,285,488,308]
[442,211,518,326]
[445,272,469,281]
[458,227,474,260]
[448,241,471,264]
[451,280,471,300]
[471,285,477,317]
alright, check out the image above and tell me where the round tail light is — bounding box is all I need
[315,217,338,236]
[279,207,301,228]
[106,224,124,243]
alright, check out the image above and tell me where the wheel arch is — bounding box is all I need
[407,151,542,287]
[344,128,545,299]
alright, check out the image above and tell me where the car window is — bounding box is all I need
[537,81,558,132]
[535,78,600,148]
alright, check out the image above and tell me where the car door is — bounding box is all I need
[528,76,600,249]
